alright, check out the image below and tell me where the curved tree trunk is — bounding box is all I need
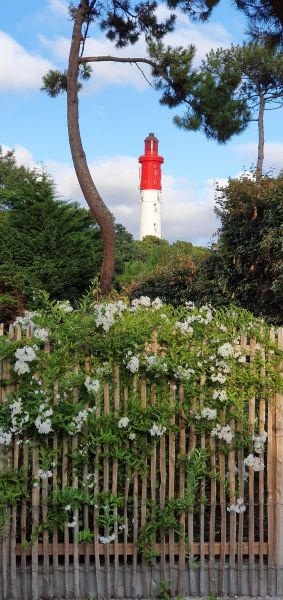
[67,1,116,296]
[256,92,265,180]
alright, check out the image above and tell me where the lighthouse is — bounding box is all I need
[139,132,164,240]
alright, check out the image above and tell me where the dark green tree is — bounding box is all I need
[0,149,103,306]
[214,173,283,323]
[174,43,283,179]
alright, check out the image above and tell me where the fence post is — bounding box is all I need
[276,328,283,596]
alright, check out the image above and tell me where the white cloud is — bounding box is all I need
[0,31,53,90]
[3,143,219,244]
[232,142,283,173]
[48,0,69,17]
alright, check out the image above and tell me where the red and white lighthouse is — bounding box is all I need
[138,132,164,239]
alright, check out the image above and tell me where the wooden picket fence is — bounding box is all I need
[0,324,282,599]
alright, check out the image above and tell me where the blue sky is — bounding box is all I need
[1,0,283,244]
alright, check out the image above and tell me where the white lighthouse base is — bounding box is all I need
[139,189,161,240]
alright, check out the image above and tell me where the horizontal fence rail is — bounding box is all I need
[0,324,282,599]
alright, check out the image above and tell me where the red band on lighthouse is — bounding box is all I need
[139,132,164,190]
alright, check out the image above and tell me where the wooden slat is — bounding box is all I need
[188,397,196,596]
[237,333,247,595]
[131,375,138,599]
[275,328,283,596]
[150,379,157,598]
[177,384,185,597]
[218,407,226,596]
[83,361,90,600]
[72,367,80,600]
[248,337,256,596]
[32,444,40,600]
[113,366,120,598]
[228,410,236,597]
[209,436,217,596]
[93,389,101,600]
[1,325,15,600]
[10,438,19,599]
[52,381,59,599]
[103,382,111,599]
[258,343,266,597]
[199,374,206,597]
[21,437,29,600]
[140,373,148,598]
[168,382,176,598]
[15,540,269,556]
[62,435,70,599]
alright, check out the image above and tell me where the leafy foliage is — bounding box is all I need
[0,296,281,553]
[174,43,283,146]
[0,149,135,318]
[214,173,283,323]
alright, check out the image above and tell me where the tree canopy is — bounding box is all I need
[174,43,283,177]
[0,149,134,319]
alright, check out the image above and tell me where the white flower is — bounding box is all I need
[238,355,247,363]
[185,301,195,309]
[33,327,49,341]
[84,376,100,394]
[57,301,73,313]
[129,432,136,440]
[95,301,127,331]
[67,519,77,528]
[227,498,246,513]
[99,533,116,544]
[211,373,226,384]
[10,399,23,416]
[131,296,151,308]
[15,346,37,362]
[212,390,227,402]
[125,351,139,373]
[144,355,168,373]
[201,407,217,420]
[38,469,52,480]
[0,428,12,445]
[33,481,39,488]
[151,297,163,309]
[244,454,264,471]
[34,416,53,435]
[14,310,38,328]
[64,505,71,511]
[218,343,235,358]
[252,431,267,453]
[14,345,37,375]
[149,423,166,437]
[174,366,195,381]
[14,360,30,375]
[118,416,130,429]
[215,359,230,373]
[71,409,90,433]
[175,321,193,335]
[211,424,234,444]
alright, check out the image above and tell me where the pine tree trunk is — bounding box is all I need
[256,93,265,180]
[67,1,116,296]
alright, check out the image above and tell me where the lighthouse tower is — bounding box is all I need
[139,132,164,240]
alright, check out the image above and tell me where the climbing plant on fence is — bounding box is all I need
[0,293,282,599]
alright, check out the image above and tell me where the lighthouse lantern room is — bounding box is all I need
[139,132,164,240]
